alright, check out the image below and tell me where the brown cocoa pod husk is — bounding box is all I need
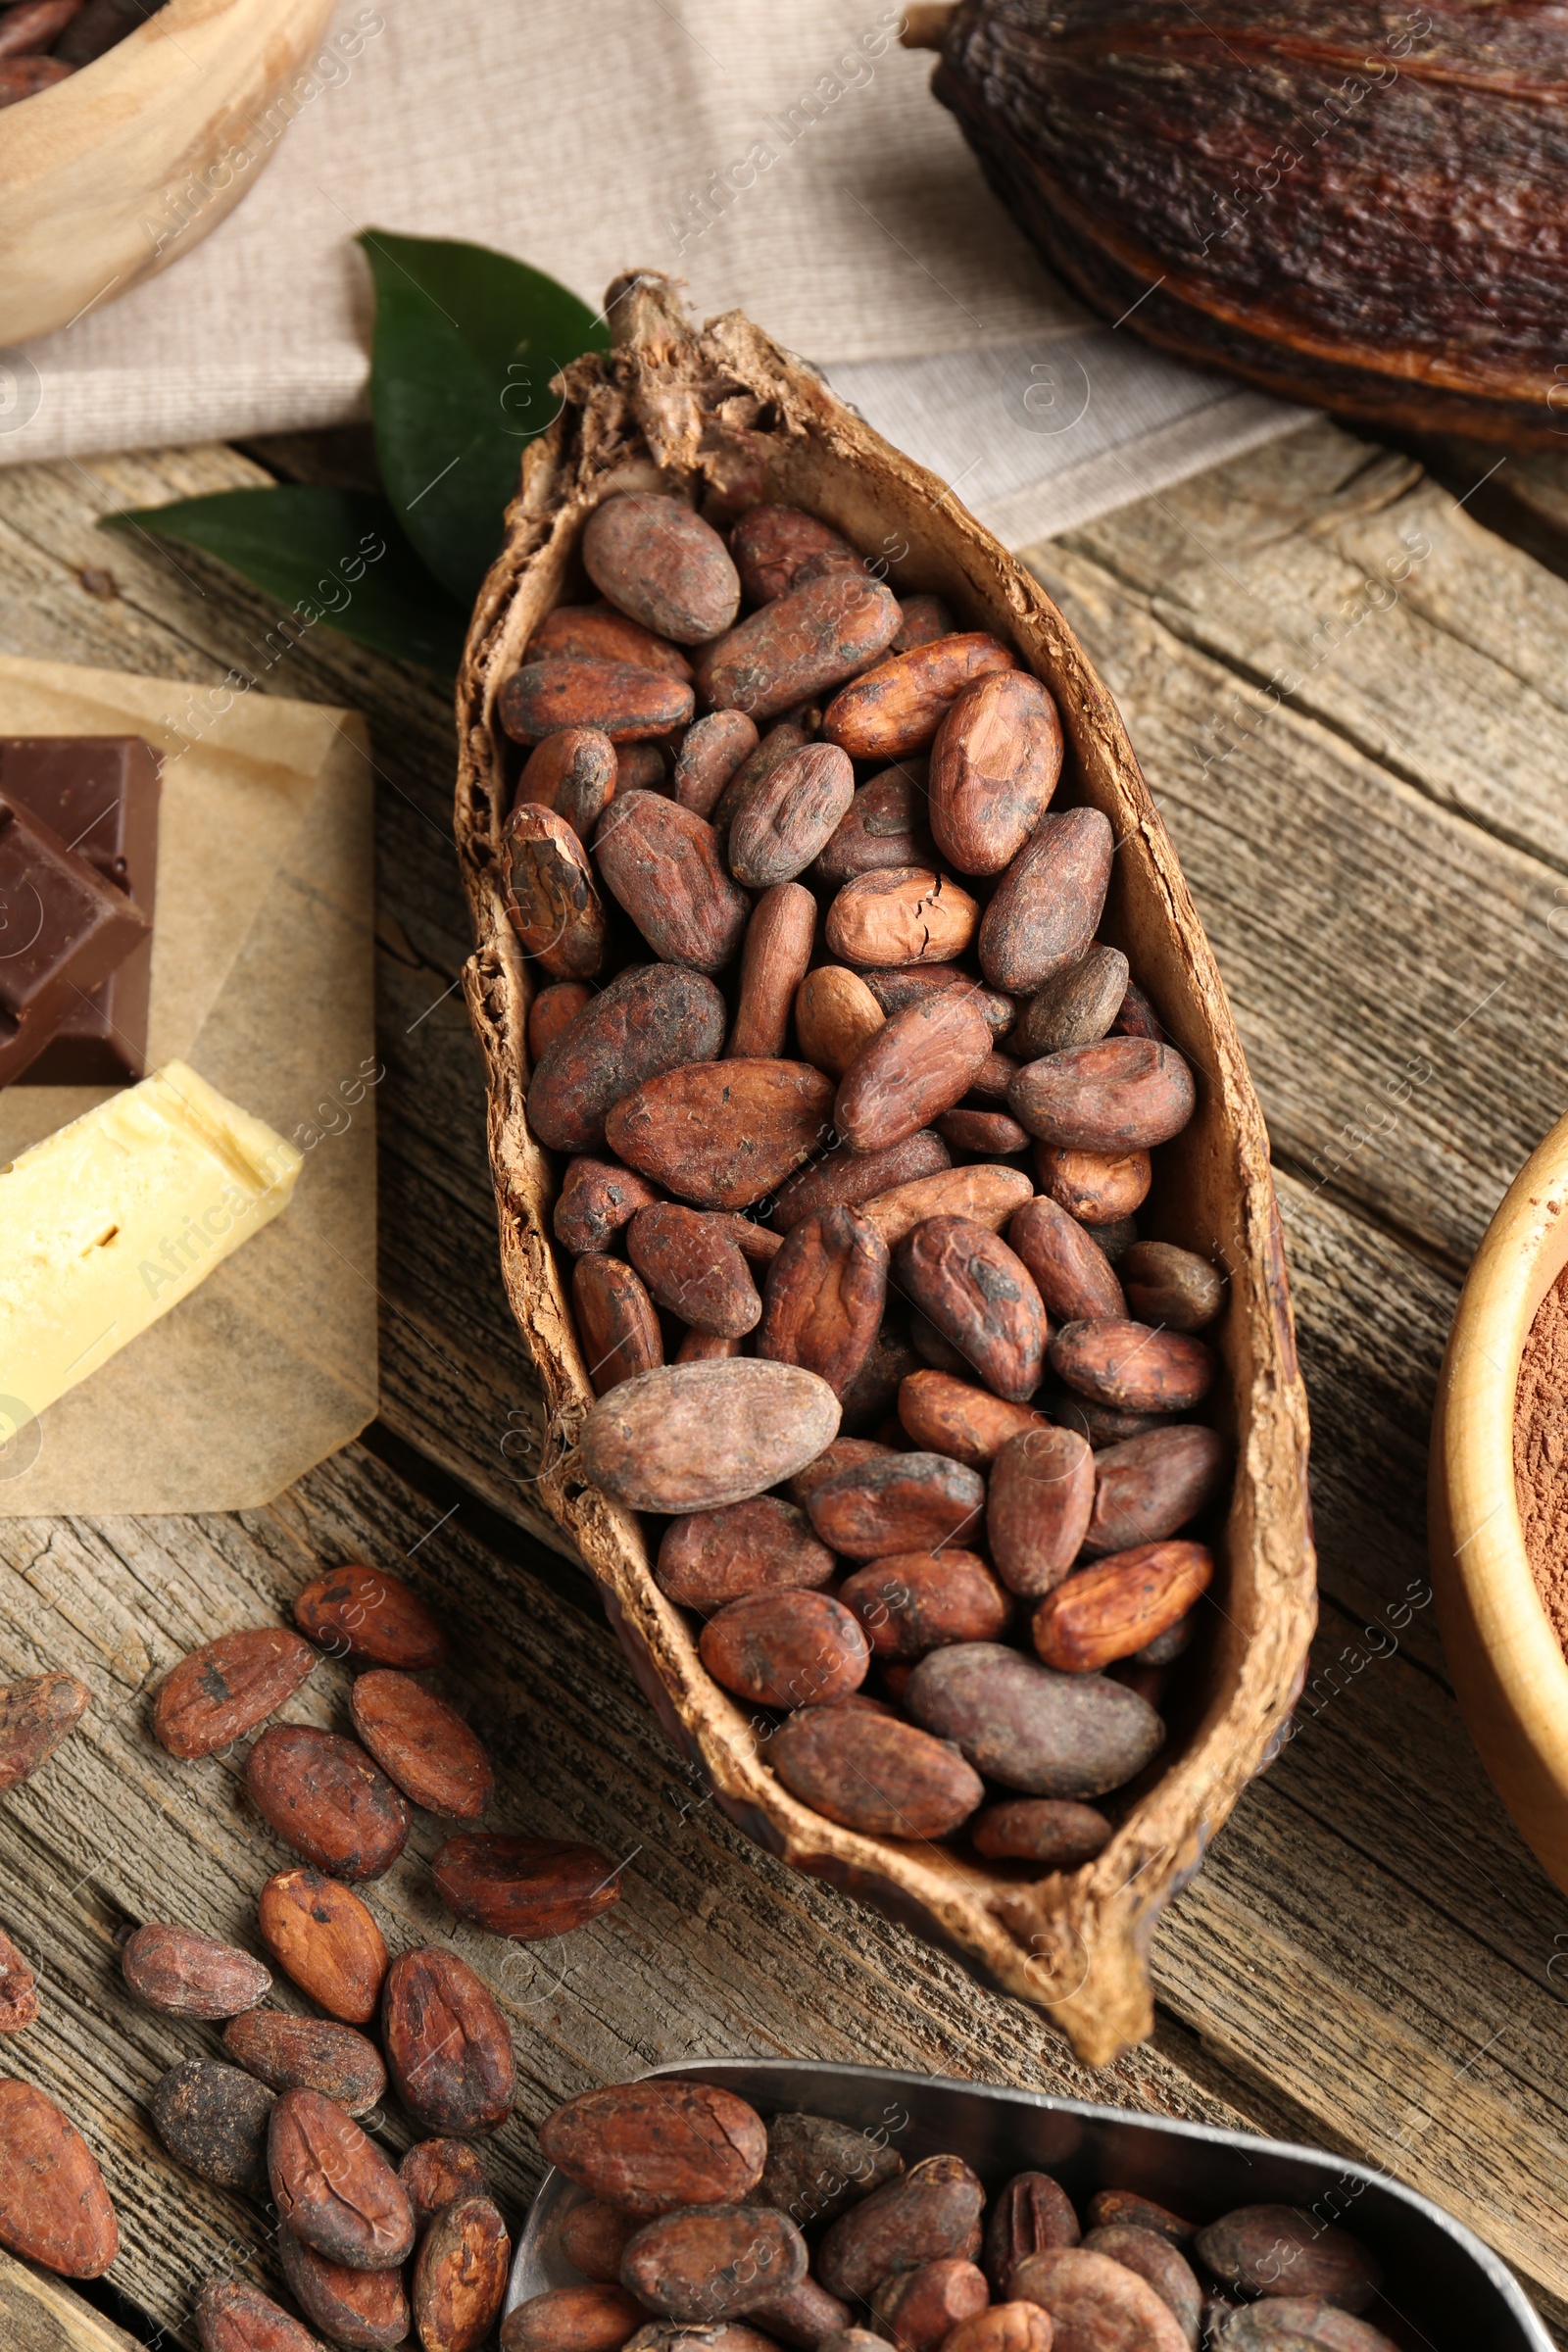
[1112,978,1166,1043]
[150,2058,274,2194]
[729,742,856,888]
[904,1642,1163,1798]
[1213,2302,1400,2351]
[501,657,696,745]
[1010,2248,1187,2352]
[1006,1199,1124,1324]
[504,804,607,981]
[0,2082,117,2279]
[757,2112,905,2229]
[774,1130,950,1232]
[152,1626,316,1760]
[895,1215,1047,1402]
[583,494,741,644]
[770,1704,983,1838]
[622,2201,808,2321]
[1194,2205,1382,2313]
[579,1358,842,1513]
[711,722,809,843]
[747,2274,853,2350]
[1010,946,1128,1061]
[658,1492,835,1613]
[794,964,886,1078]
[982,2176,1079,2295]
[529,963,727,1154]
[532,603,695,683]
[559,2199,640,2283]
[1033,1143,1151,1226]
[696,570,902,724]
[871,2257,990,2352]
[382,1945,514,2136]
[223,2010,386,2115]
[840,1549,1012,1659]
[0,1671,90,1793]
[401,2137,489,2233]
[970,1797,1111,1868]
[540,2079,767,2218]
[978,808,1113,994]
[594,794,749,973]
[258,1866,389,2024]
[1050,1319,1215,1413]
[573,1253,665,1395]
[939,2306,1054,2352]
[727,883,816,1059]
[701,1589,870,1708]
[529,980,595,1064]
[731,506,858,605]
[824,634,1018,762]
[816,764,937,886]
[806,1447,985,1559]
[431,1832,620,1939]
[277,2223,411,2349]
[516,727,620,841]
[936,1109,1029,1157]
[786,1436,892,1506]
[628,1204,761,1337]
[817,2154,986,2302]
[1081,2225,1201,2345]
[897,1370,1047,1468]
[1085,1425,1229,1557]
[928,669,1063,877]
[194,2278,323,2352]
[247,1726,410,1882]
[269,2085,414,2270]
[294,1565,447,1669]
[1012,1040,1197,1153]
[1084,2190,1194,2247]
[505,2284,648,2352]
[1120,1241,1226,1332]
[861,965,1015,1035]
[837,994,993,1157]
[557,1158,663,1255]
[860,1164,1034,1250]
[825,866,979,969]
[0,1925,37,2032]
[346,1670,494,1820]
[608,1058,836,1210]
[987,1428,1096,1598]
[758,1206,888,1396]
[122,1922,270,2019]
[411,2192,511,2352]
[675,710,761,816]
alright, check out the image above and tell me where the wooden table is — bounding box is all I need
[2,416,1567,2352]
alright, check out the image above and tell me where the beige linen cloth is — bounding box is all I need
[5,0,1306,541]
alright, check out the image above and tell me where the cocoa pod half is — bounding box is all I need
[152,1627,316,1759]
[1194,2206,1382,2312]
[894,1215,1047,1402]
[701,1590,869,1708]
[816,765,937,886]
[816,2153,985,2301]
[269,2085,414,2269]
[928,669,1062,876]
[823,634,1017,761]
[1049,1320,1215,1414]
[531,963,727,1156]
[870,2256,989,2352]
[504,804,608,981]
[770,1705,982,1838]
[0,1671,90,1792]
[987,1428,1096,1599]
[531,605,694,683]
[382,1946,515,2136]
[432,1833,620,1939]
[247,1726,410,1882]
[0,2081,118,2278]
[573,1253,664,1396]
[629,1205,761,1337]
[805,1448,985,1559]
[695,570,902,724]
[1085,1425,1229,1556]
[1010,1041,1197,1153]
[904,1642,1164,1797]
[594,794,749,973]
[504,2285,648,2352]
[1005,1199,1124,1325]
[402,2138,490,2233]
[757,2112,905,2229]
[579,1358,842,1513]
[222,2010,387,2115]
[195,2279,323,2352]
[349,1669,494,1820]
[773,1131,950,1232]
[971,1798,1111,1869]
[151,2058,274,2193]
[657,1496,834,1608]
[984,2174,1080,2295]
[122,1923,270,2020]
[1081,2225,1201,2346]
[1011,946,1129,1062]
[583,494,741,643]
[977,809,1112,994]
[258,1866,389,2025]
[0,1925,37,2033]
[825,867,978,969]
[413,2192,512,2352]
[897,1371,1047,1468]
[608,1059,836,1211]
[277,2225,411,2349]
[621,2202,808,2321]
[1008,2248,1187,2352]
[539,2079,767,2218]
[500,659,694,744]
[836,993,993,1157]
[758,1207,888,1396]
[294,1564,447,1669]
[840,1550,1012,1659]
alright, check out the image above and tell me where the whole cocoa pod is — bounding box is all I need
[152,1626,316,1759]
[539,2079,767,2217]
[413,2192,512,2352]
[382,1945,516,2135]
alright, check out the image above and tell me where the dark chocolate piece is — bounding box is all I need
[0,792,151,1086]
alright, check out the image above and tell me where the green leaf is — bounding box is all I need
[358,228,609,608]
[101,486,469,674]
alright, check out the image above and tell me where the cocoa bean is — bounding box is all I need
[713,1214,785,1263]
[747,2275,853,2350]
[840,1549,1012,1659]
[910,1313,968,1377]
[1194,2207,1382,2313]
[871,2257,989,2352]
[0,1671,90,1792]
[413,2192,511,2352]
[757,2112,904,2229]
[247,1726,410,1882]
[195,2279,322,2352]
[860,1165,1033,1250]
[540,2080,767,2217]
[983,2175,1080,2296]
[837,994,993,1157]
[401,2138,489,2233]
[817,2154,985,2301]
[1212,2306,1400,2351]
[787,1437,893,1506]
[770,1705,982,1838]
[928,670,1062,877]
[1009,2248,1187,2352]
[728,884,816,1059]
[978,809,1113,994]
[608,1058,836,1210]
[558,1158,663,1255]
[1111,979,1165,1043]
[775,1132,951,1231]
[1133,1611,1195,1669]
[1082,2226,1201,2346]
[152,1627,316,1760]
[840,1313,923,1434]
[223,2010,386,2114]
[1091,1217,1138,1262]
[862,966,1015,1034]
[431,1832,620,1939]
[806,1448,985,1559]
[940,2307,1054,2352]
[1011,1041,1197,1153]
[532,604,695,683]
[122,1923,270,2020]
[676,711,761,816]
[505,2284,647,2352]
[891,596,956,652]
[258,1866,389,2025]
[579,1358,842,1513]
[504,805,607,981]
[0,1925,37,2032]
[1120,1242,1226,1333]
[594,795,749,973]
[294,1565,447,1670]
[622,2203,808,2321]
[1010,948,1129,1062]
[823,635,1018,761]
[1084,2192,1193,2247]
[658,1496,833,1608]
[712,724,809,843]
[1033,1145,1151,1227]
[0,2082,117,2279]
[987,1428,1096,1598]
[1006,1200,1124,1324]
[382,1946,515,2136]
[347,1669,493,1820]
[584,495,742,643]
[517,728,620,841]
[151,2058,273,2193]
[818,2335,887,2352]
[1049,1320,1215,1413]
[825,867,979,969]
[731,507,858,605]
[277,2225,411,2349]
[758,1207,888,1396]
[894,1214,1047,1401]
[529,963,727,1154]
[966,1052,1021,1103]
[629,1204,761,1337]
[729,743,856,887]
[618,744,670,795]
[897,1370,1047,1468]
[971,1798,1110,1868]
[936,1108,1029,1156]
[531,982,595,1064]
[696,571,902,724]
[269,2085,413,2269]
[701,1590,870,1707]
[573,1254,665,1395]
[816,765,937,886]
[793,966,885,1079]
[1085,1426,1228,1556]
[903,1642,1164,1796]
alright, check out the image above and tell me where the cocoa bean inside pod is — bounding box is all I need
[1010,945,1130,1063]
[903,1642,1164,1798]
[675,710,761,817]
[1120,1241,1227,1333]
[294,1563,447,1670]
[151,2057,274,2194]
[401,2137,490,2234]
[1211,2304,1400,2351]
[222,2010,387,2115]
[530,604,695,683]
[1085,2190,1195,2247]
[258,1865,389,2025]
[939,2307,1054,2352]
[927,668,1064,877]
[694,569,903,725]
[557,1158,664,1256]
[986,1426,1096,1599]
[862,965,1015,1036]
[516,727,621,844]
[593,794,749,974]
[983,2172,1080,2295]
[773,1130,950,1232]
[1005,1198,1125,1326]
[122,1922,271,2020]
[897,1370,1048,1469]
[194,2278,324,2352]
[1049,1320,1215,1415]
[793,965,886,1080]
[247,1725,411,1882]
[839,1549,1012,1660]
[529,963,728,1157]
[700,1589,870,1709]
[836,993,994,1158]
[936,1109,1029,1158]
[382,1945,515,2137]
[869,2255,990,2352]
[893,1214,1047,1403]
[504,2282,647,2352]
[657,1495,835,1609]
[891,596,955,653]
[621,2202,808,2322]
[786,1437,893,1509]
[0,1670,91,1793]
[1010,1040,1197,1155]
[432,1832,620,1940]
[728,741,856,889]
[727,883,817,1061]
[970,1797,1111,1869]
[413,2191,512,2352]
[573,1254,665,1396]
[823,633,1018,762]
[1081,2223,1202,2346]
[268,2085,415,2270]
[816,765,937,887]
[977,808,1113,995]
[628,1204,761,1338]
[858,1165,1034,1251]
[1008,2246,1188,2352]
[1084,1425,1229,1558]
[606,1058,836,1211]
[757,1206,889,1396]
[756,2111,905,2229]
[1194,2205,1383,2313]
[711,722,809,844]
[578,1358,843,1513]
[805,1447,985,1560]
[500,658,695,746]
[539,2079,768,2217]
[816,2152,985,2301]
[1033,1143,1151,1227]
[277,2223,412,2350]
[152,1625,317,1760]
[769,1703,983,1838]
[825,865,979,969]
[0,1925,37,2033]
[0,2081,118,2280]
[348,1668,495,1820]
[583,494,741,645]
[504,803,608,983]
[731,506,858,606]
[743,2272,852,2350]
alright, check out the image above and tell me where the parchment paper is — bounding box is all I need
[0,657,377,1514]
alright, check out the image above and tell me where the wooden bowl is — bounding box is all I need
[0,0,339,345]
[1431,1106,1568,1891]
[453,272,1316,2069]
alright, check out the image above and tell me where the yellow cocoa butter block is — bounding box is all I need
[0,1060,303,1427]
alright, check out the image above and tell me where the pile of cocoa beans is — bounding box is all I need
[503,492,1229,1857]
[509,2077,1398,2352]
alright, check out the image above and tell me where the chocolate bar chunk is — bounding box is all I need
[0,737,161,1084]
[0,792,151,1086]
